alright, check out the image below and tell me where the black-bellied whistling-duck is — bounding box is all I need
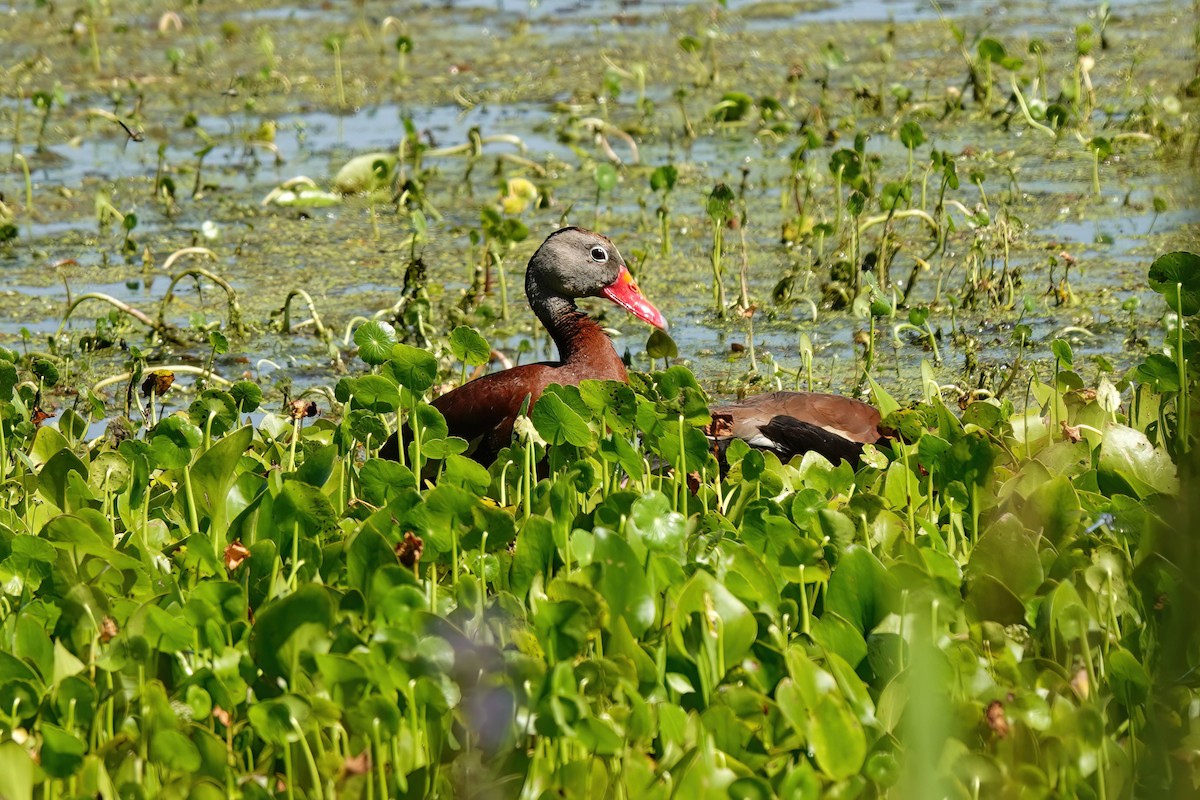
[705,391,887,466]
[388,227,666,465]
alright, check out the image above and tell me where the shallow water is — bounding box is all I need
[0,0,1197,417]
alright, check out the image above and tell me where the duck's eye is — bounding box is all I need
[590,246,609,263]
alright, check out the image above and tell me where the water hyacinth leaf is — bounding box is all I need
[442,453,491,495]
[1097,424,1178,497]
[188,390,239,437]
[591,528,655,636]
[15,616,53,681]
[249,584,335,681]
[42,513,143,572]
[388,343,439,394]
[628,491,687,556]
[1147,251,1200,316]
[710,91,753,121]
[0,741,34,799]
[295,442,337,487]
[248,695,312,745]
[1107,647,1150,708]
[825,545,895,635]
[531,392,591,447]
[358,458,417,506]
[448,325,490,367]
[354,320,397,366]
[899,120,925,149]
[1135,354,1181,393]
[706,183,736,222]
[534,598,594,661]
[811,693,868,781]
[37,448,88,511]
[510,516,555,600]
[811,612,869,669]
[191,425,254,540]
[149,415,203,470]
[1018,474,1082,545]
[671,570,756,674]
[0,360,16,397]
[345,374,401,413]
[225,381,262,414]
[645,328,678,359]
[39,723,85,778]
[594,163,618,193]
[275,479,338,540]
[150,728,202,773]
[966,514,1043,602]
[650,164,678,192]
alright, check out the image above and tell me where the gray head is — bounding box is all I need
[525,227,667,329]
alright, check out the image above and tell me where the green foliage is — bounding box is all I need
[1,305,1194,798]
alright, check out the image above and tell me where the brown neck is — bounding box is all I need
[534,295,626,377]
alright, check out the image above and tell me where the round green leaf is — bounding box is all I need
[354,320,397,366]
[388,343,439,394]
[1147,251,1200,316]
[593,163,618,193]
[448,326,490,367]
[150,729,202,773]
[149,415,203,470]
[530,392,591,447]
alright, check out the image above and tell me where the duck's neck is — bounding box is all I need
[529,289,625,375]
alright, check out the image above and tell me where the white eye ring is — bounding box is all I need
[590,246,609,263]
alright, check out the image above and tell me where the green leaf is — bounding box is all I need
[645,328,678,360]
[511,516,555,600]
[810,694,867,780]
[706,183,736,222]
[1136,354,1181,393]
[39,724,85,778]
[229,380,264,413]
[710,91,753,122]
[899,120,925,150]
[591,528,654,637]
[354,320,397,366]
[191,425,254,544]
[977,38,1007,63]
[593,163,618,193]
[448,326,490,367]
[0,741,34,799]
[249,584,335,681]
[275,479,338,540]
[358,458,416,506]
[966,514,1043,606]
[1098,424,1178,497]
[150,729,202,773]
[295,442,337,488]
[672,570,756,676]
[149,415,203,470]
[388,343,439,394]
[1050,338,1074,367]
[188,389,239,437]
[627,491,686,557]
[1147,251,1200,316]
[650,164,678,193]
[531,392,591,447]
[37,448,88,511]
[825,545,895,635]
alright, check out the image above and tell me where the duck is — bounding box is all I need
[705,390,887,466]
[385,227,667,465]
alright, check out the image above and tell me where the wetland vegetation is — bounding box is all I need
[1,0,1200,797]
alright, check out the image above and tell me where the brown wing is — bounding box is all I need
[711,391,883,445]
[432,363,561,463]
